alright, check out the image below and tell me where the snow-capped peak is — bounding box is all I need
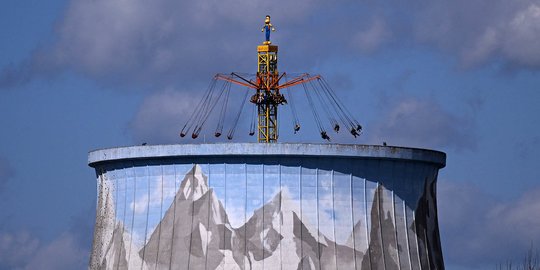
[179,164,209,201]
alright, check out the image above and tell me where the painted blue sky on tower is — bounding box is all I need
[1,0,540,269]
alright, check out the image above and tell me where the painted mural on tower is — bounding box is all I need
[90,161,443,270]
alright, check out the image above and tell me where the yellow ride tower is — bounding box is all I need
[255,15,281,143]
[255,44,280,143]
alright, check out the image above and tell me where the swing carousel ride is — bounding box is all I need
[179,15,362,143]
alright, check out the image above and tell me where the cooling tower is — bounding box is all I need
[88,143,446,269]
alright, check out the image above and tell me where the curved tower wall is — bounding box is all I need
[88,143,446,270]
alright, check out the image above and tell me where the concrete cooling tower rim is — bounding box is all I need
[88,143,446,168]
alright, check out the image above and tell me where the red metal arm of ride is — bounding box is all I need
[276,74,321,90]
[215,73,259,89]
[268,72,286,89]
[215,73,321,90]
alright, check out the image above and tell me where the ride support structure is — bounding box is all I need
[216,43,319,143]
[255,44,280,142]
[216,16,318,143]
[180,15,362,143]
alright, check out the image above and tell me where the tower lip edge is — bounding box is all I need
[88,143,446,169]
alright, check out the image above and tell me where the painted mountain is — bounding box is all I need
[95,164,442,269]
[141,165,234,269]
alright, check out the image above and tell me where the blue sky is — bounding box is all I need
[1,0,539,269]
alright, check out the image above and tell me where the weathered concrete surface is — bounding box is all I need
[88,143,446,169]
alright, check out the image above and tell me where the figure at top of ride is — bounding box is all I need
[261,15,276,44]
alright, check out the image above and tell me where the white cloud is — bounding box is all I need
[130,88,201,143]
[461,27,499,67]
[3,0,540,90]
[351,17,392,53]
[438,180,540,268]
[1,0,323,89]
[414,1,540,68]
[0,231,39,268]
[0,231,88,270]
[502,3,540,67]
[130,84,257,144]
[23,233,87,270]
[368,97,476,151]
